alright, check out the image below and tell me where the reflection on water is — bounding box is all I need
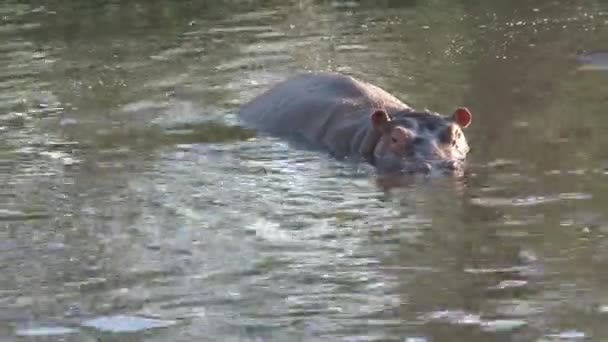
[1,0,608,341]
[577,50,608,70]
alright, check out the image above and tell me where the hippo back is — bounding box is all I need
[239,72,412,150]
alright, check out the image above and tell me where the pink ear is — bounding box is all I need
[371,110,391,131]
[453,107,472,128]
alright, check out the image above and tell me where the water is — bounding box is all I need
[1,1,607,341]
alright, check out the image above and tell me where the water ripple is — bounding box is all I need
[471,193,592,207]
[1,1,607,341]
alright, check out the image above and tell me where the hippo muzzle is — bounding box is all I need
[376,157,466,176]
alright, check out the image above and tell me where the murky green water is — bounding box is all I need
[1,1,608,341]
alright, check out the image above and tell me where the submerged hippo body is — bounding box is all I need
[239,72,472,175]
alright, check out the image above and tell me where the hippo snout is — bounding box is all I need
[402,159,464,176]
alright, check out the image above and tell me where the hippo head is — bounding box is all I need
[369,107,472,176]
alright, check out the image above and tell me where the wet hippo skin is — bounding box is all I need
[239,72,472,175]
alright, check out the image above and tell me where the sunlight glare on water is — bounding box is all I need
[1,1,608,341]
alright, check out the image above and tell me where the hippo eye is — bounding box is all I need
[451,130,463,146]
[391,137,398,143]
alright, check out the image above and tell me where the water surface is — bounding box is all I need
[1,1,608,341]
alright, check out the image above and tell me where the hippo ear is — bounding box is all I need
[452,107,472,128]
[371,110,391,132]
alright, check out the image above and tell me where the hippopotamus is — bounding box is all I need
[239,72,472,175]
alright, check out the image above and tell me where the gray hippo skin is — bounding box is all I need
[239,72,472,175]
